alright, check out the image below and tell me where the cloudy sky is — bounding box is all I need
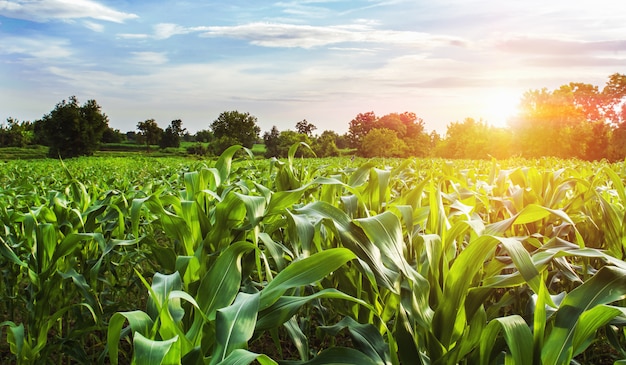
[1,0,624,134]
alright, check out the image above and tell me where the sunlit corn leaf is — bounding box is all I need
[108,311,154,365]
[132,332,178,365]
[479,315,533,364]
[260,248,357,310]
[210,292,260,365]
[542,266,626,365]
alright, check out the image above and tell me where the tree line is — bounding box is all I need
[2,73,625,160]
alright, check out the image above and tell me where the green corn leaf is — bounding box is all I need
[572,305,626,357]
[256,288,373,330]
[479,315,533,365]
[108,311,154,365]
[0,321,24,359]
[132,332,179,365]
[197,241,256,320]
[294,201,398,292]
[215,145,253,184]
[260,248,356,310]
[280,347,379,365]
[320,316,391,365]
[215,349,278,365]
[542,266,626,365]
[210,292,260,365]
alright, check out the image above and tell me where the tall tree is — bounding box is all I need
[263,125,281,158]
[160,119,186,148]
[137,119,163,152]
[36,96,109,158]
[210,110,261,149]
[347,111,377,148]
[295,119,317,137]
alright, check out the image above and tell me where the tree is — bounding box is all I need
[101,127,125,143]
[160,119,186,149]
[137,119,163,152]
[263,126,281,158]
[277,130,313,158]
[36,96,109,158]
[295,119,317,137]
[195,129,213,143]
[360,128,407,158]
[348,111,377,148]
[313,130,340,157]
[0,118,33,147]
[210,111,261,149]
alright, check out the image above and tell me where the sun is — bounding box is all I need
[483,88,522,128]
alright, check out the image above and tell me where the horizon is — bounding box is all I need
[1,0,624,135]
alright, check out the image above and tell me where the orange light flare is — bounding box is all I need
[482,88,523,128]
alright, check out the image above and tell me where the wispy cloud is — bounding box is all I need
[0,0,138,23]
[130,51,168,65]
[0,35,72,59]
[495,37,626,55]
[83,20,104,32]
[198,22,467,49]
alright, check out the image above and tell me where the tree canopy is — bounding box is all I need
[36,96,109,158]
[210,110,260,149]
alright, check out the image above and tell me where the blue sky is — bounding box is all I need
[1,0,624,134]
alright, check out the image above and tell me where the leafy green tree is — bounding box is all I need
[160,119,186,148]
[263,125,281,158]
[0,118,33,147]
[137,119,163,152]
[359,128,407,158]
[36,96,109,158]
[313,130,340,157]
[277,130,313,157]
[195,129,213,143]
[210,111,260,148]
[348,111,377,148]
[295,119,317,137]
[101,127,125,143]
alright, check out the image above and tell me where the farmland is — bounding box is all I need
[1,146,626,364]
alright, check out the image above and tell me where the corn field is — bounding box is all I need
[2,144,626,364]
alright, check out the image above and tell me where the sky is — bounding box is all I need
[0,0,624,135]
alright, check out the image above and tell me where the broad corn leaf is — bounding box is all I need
[479,315,533,365]
[260,248,356,310]
[210,292,260,365]
[132,332,178,365]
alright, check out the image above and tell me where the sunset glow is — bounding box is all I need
[0,1,623,134]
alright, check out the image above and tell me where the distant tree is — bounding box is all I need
[277,130,313,158]
[348,111,377,148]
[101,127,125,143]
[210,111,260,148]
[263,125,281,158]
[160,119,186,148]
[603,73,626,125]
[360,128,407,158]
[137,119,163,152]
[313,130,340,157]
[195,129,213,143]
[295,119,317,137]
[36,96,109,158]
[0,118,33,147]
[211,135,240,156]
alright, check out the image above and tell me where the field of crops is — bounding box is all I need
[2,144,626,364]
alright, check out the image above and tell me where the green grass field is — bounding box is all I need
[1,147,625,364]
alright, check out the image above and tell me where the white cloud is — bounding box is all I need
[0,35,72,59]
[0,0,138,23]
[130,52,168,65]
[83,20,104,32]
[199,22,467,49]
[116,33,150,40]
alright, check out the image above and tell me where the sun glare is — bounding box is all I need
[483,89,521,128]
